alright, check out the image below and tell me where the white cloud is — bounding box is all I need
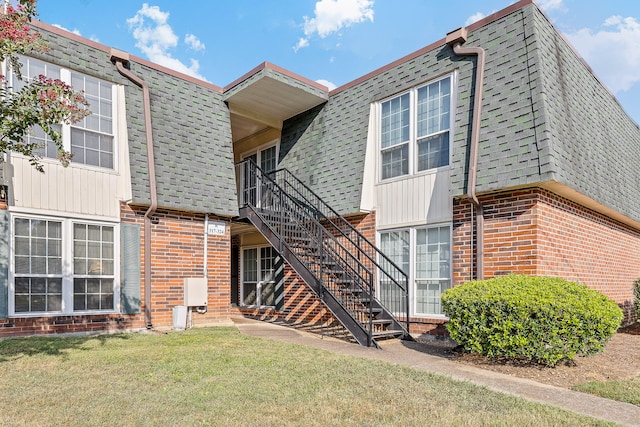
[316,79,337,90]
[535,0,565,12]
[52,24,82,37]
[566,16,640,93]
[127,3,207,81]
[184,34,205,52]
[51,24,100,43]
[293,37,309,53]
[465,12,487,26]
[294,0,374,51]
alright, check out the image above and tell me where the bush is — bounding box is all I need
[441,275,623,366]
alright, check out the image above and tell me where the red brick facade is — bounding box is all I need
[453,187,639,323]
[121,204,232,328]
[0,204,233,338]
[3,186,638,338]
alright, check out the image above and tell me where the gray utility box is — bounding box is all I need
[184,277,208,307]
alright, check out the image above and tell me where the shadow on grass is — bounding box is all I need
[0,333,131,363]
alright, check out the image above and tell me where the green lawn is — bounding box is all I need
[0,327,617,426]
[573,376,640,407]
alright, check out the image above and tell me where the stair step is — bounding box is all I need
[370,318,393,325]
[340,286,364,294]
[372,329,404,339]
[354,307,383,314]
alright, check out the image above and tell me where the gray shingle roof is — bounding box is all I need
[280,3,640,224]
[25,27,238,217]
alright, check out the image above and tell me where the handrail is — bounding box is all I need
[271,167,409,330]
[237,158,409,343]
[238,159,378,343]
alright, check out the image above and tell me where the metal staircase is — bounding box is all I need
[237,159,410,347]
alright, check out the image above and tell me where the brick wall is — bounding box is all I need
[0,204,233,337]
[453,187,640,323]
[121,204,232,328]
[238,212,376,332]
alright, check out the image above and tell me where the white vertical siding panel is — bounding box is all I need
[73,167,84,213]
[87,171,97,215]
[376,169,452,229]
[57,165,66,212]
[65,164,75,212]
[427,169,452,223]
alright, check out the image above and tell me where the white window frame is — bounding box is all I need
[8,212,120,317]
[240,245,277,308]
[8,56,119,172]
[240,139,280,173]
[377,223,452,318]
[377,73,455,182]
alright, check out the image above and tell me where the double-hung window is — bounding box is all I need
[380,75,452,180]
[11,215,118,315]
[11,56,116,169]
[379,225,451,316]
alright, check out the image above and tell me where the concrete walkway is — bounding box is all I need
[232,316,640,427]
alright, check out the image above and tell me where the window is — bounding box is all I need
[379,230,409,313]
[379,225,451,316]
[243,143,278,174]
[415,226,451,315]
[380,75,452,180]
[11,56,116,169]
[11,215,118,315]
[241,246,276,307]
[241,142,279,208]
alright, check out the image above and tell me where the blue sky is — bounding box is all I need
[34,0,640,124]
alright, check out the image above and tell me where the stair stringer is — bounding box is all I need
[241,206,378,347]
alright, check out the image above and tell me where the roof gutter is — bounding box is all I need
[446,28,486,280]
[110,49,157,328]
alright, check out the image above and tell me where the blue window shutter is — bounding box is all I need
[121,224,141,314]
[0,211,8,318]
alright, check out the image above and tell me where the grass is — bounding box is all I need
[0,327,618,427]
[573,376,640,407]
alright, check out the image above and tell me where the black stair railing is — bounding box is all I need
[271,167,409,331]
[238,159,410,345]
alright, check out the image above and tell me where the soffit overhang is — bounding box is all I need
[224,62,328,141]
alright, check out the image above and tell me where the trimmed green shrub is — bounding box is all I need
[441,275,623,366]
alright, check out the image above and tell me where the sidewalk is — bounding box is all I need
[232,316,640,427]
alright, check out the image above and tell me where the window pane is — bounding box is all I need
[381,143,408,179]
[242,283,257,306]
[417,77,450,137]
[417,132,449,171]
[243,249,257,282]
[15,256,30,274]
[261,282,275,306]
[15,219,30,237]
[260,247,275,283]
[416,280,451,315]
[15,237,30,256]
[15,277,30,294]
[73,278,114,311]
[260,146,277,173]
[381,93,410,149]
[15,295,30,312]
[380,231,410,275]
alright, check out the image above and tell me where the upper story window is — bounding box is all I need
[243,142,278,174]
[380,75,453,180]
[11,56,116,170]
